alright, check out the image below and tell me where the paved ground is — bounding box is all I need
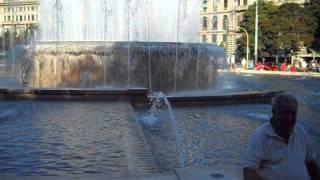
[175,166,242,180]
[219,69,320,78]
[0,165,243,180]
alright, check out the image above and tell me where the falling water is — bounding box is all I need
[40,0,201,42]
[127,0,131,88]
[146,92,186,167]
[55,0,61,87]
[103,0,112,87]
[196,44,200,89]
[174,0,182,92]
[144,0,152,93]
[1,30,5,73]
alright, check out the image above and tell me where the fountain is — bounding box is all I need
[4,0,226,92]
[0,0,242,176]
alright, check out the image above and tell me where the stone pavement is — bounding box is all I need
[0,165,243,180]
[223,69,320,78]
[175,166,242,180]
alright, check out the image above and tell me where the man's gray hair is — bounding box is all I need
[272,93,298,112]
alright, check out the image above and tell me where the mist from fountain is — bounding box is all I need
[39,0,201,42]
[6,0,226,91]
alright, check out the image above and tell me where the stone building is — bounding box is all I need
[200,0,309,56]
[0,0,40,35]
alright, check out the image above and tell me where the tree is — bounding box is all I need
[276,3,317,54]
[237,1,279,58]
[237,2,317,58]
[307,0,320,50]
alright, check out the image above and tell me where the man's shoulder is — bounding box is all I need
[294,123,309,137]
[252,122,270,138]
[255,122,270,132]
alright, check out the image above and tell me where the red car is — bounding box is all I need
[256,62,278,71]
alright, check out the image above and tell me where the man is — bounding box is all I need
[241,58,247,70]
[244,94,319,180]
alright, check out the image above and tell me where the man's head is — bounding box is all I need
[271,94,298,138]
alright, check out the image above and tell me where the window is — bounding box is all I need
[32,15,34,21]
[203,16,208,30]
[28,15,30,20]
[203,0,208,12]
[223,34,227,42]
[213,0,219,11]
[32,6,34,11]
[16,15,18,21]
[24,15,26,20]
[20,7,22,11]
[237,0,240,6]
[244,0,247,6]
[4,16,6,22]
[8,16,10,21]
[211,34,217,44]
[20,15,22,22]
[203,6,207,12]
[202,35,207,43]
[212,16,218,30]
[224,0,228,9]
[223,15,228,30]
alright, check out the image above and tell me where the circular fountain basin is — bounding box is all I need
[8,41,225,92]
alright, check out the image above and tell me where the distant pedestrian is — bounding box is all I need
[280,63,287,71]
[231,55,236,70]
[241,58,247,69]
[248,60,254,70]
[291,65,297,72]
[301,60,307,72]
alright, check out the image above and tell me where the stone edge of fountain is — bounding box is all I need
[148,90,284,106]
[0,88,149,102]
[0,88,283,106]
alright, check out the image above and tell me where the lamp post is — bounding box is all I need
[254,0,259,65]
[239,27,249,69]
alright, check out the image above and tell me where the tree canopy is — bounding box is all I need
[237,1,317,58]
[307,0,320,49]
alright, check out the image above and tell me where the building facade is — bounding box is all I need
[200,0,308,56]
[0,0,40,35]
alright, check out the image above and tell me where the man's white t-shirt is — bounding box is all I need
[244,122,314,180]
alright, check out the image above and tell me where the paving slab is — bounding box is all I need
[0,173,179,180]
[175,166,242,180]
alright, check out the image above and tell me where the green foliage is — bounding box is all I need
[237,1,317,58]
[276,3,317,51]
[237,1,279,57]
[307,0,320,49]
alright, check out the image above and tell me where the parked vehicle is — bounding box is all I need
[256,62,278,71]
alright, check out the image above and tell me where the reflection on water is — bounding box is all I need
[0,101,157,175]
[141,73,320,171]
[0,72,319,175]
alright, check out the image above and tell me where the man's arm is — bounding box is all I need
[243,129,264,180]
[306,160,320,180]
[243,167,263,180]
